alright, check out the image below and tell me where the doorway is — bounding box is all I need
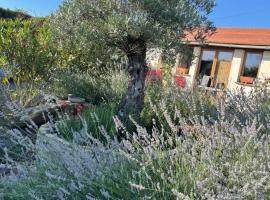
[214,51,233,88]
[198,49,233,89]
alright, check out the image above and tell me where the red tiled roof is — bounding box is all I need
[187,28,270,46]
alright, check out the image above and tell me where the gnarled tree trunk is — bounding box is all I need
[118,36,147,122]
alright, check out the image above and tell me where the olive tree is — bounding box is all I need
[51,0,215,120]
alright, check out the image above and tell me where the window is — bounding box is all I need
[242,52,262,78]
[177,54,190,68]
[214,51,233,88]
[199,50,215,77]
[175,48,193,75]
[218,51,233,61]
[176,48,194,68]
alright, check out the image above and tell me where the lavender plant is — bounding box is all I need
[0,83,269,199]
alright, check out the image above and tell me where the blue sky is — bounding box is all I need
[0,0,270,28]
[0,0,63,16]
[209,0,270,28]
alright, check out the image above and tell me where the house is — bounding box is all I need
[173,28,270,93]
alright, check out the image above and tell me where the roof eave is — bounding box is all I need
[188,41,270,50]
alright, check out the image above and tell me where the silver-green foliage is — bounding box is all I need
[51,0,215,65]
[50,69,129,104]
[1,85,270,199]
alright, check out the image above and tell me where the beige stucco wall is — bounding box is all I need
[227,50,270,94]
[227,49,244,89]
[146,48,162,67]
[186,46,201,90]
[258,51,270,79]
[172,47,201,91]
[226,49,255,94]
[171,47,270,95]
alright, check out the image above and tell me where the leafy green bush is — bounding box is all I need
[0,19,58,83]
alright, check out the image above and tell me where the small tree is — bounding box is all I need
[51,0,215,120]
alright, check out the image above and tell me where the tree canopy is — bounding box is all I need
[52,0,214,57]
[51,0,215,120]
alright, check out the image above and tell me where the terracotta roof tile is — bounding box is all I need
[187,28,270,46]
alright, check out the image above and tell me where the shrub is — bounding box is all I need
[0,83,270,199]
[141,81,217,130]
[50,69,129,104]
[0,18,58,83]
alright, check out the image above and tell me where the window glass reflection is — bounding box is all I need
[243,53,262,78]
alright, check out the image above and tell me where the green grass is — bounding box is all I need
[56,102,117,142]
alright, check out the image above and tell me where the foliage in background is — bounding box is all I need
[50,11,127,76]
[50,69,129,104]
[0,19,58,83]
[0,7,31,20]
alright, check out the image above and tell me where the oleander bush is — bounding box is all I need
[0,82,270,199]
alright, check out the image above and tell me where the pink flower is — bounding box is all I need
[174,76,186,88]
[74,103,85,115]
[146,69,163,82]
[60,101,70,109]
